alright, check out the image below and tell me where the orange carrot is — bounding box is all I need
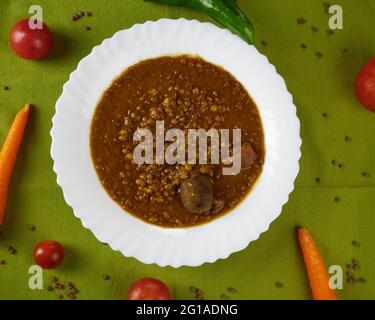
[297,227,337,300]
[0,104,31,225]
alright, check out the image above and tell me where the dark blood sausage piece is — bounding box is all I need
[180,175,213,214]
[240,143,256,170]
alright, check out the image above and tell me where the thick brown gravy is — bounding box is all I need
[91,55,264,227]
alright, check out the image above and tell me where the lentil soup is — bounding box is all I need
[91,55,265,227]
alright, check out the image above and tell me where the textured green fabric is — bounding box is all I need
[0,0,374,300]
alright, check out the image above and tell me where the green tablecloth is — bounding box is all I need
[0,0,374,300]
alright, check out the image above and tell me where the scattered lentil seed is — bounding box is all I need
[352,240,361,248]
[0,259,6,265]
[334,197,342,203]
[227,287,237,293]
[275,281,284,288]
[352,259,360,266]
[27,224,36,231]
[315,52,323,59]
[85,12,92,16]
[331,160,338,166]
[53,283,59,289]
[353,264,361,270]
[195,289,203,296]
[51,276,59,283]
[346,264,353,270]
[220,293,230,300]
[2,85,9,91]
[4,245,16,255]
[338,163,345,169]
[362,172,370,178]
[102,274,110,281]
[86,26,91,31]
[57,294,64,300]
[323,2,331,10]
[195,293,204,300]
[358,277,367,284]
[189,286,197,293]
[261,40,268,47]
[311,26,319,33]
[69,287,79,294]
[346,271,353,278]
[344,136,352,142]
[341,48,349,54]
[67,293,76,300]
[297,18,307,25]
[326,29,334,35]
[322,112,328,118]
[47,286,54,292]
[315,177,321,184]
[300,43,307,49]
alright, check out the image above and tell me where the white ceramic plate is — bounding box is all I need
[51,19,301,268]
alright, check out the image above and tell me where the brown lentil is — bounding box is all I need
[275,281,284,288]
[341,48,349,54]
[220,293,230,300]
[311,26,319,33]
[102,274,110,281]
[261,40,268,47]
[195,293,204,300]
[334,197,342,203]
[358,277,367,284]
[323,2,331,14]
[4,245,16,255]
[297,18,307,25]
[27,224,36,231]
[315,52,323,59]
[227,287,237,293]
[67,293,76,300]
[352,240,361,248]
[362,171,370,178]
[300,43,307,49]
[344,136,352,142]
[0,259,6,265]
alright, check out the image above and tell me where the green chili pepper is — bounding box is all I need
[144,0,255,45]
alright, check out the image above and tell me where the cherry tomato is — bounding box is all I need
[9,19,53,60]
[127,278,170,300]
[33,240,64,269]
[355,56,375,113]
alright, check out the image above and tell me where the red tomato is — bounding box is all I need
[33,240,64,269]
[127,278,170,300]
[9,19,53,60]
[355,56,375,113]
